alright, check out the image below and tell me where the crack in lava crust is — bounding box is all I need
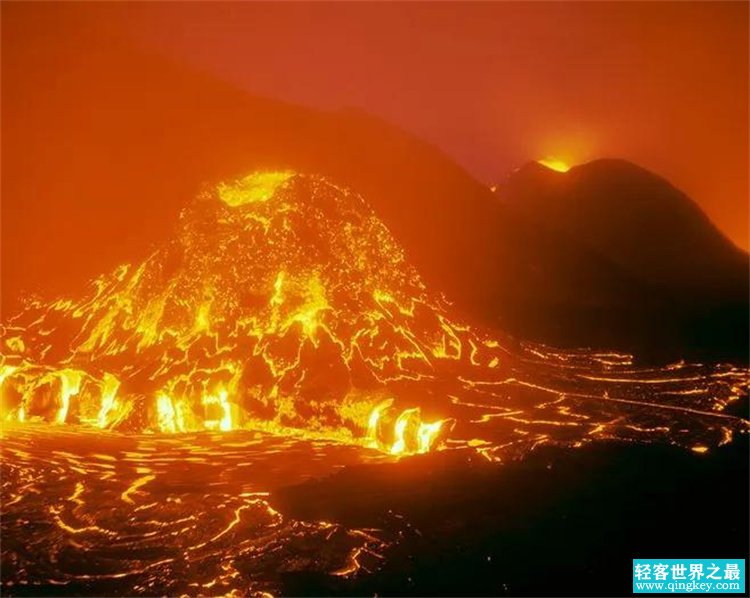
[1,424,393,596]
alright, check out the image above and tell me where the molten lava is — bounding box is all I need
[1,171,747,456]
[537,157,572,172]
[2,172,456,455]
[1,170,748,594]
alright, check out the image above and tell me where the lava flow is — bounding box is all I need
[1,171,748,595]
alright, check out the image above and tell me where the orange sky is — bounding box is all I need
[123,1,749,250]
[3,2,749,249]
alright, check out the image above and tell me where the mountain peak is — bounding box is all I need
[503,158,748,298]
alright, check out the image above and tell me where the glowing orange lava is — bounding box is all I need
[1,170,748,596]
[537,157,572,172]
[1,171,747,461]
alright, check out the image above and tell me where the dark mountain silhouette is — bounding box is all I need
[3,4,746,362]
[500,159,749,361]
[503,159,748,297]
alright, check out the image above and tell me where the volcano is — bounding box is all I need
[3,171,747,459]
[500,159,749,360]
[3,172,456,452]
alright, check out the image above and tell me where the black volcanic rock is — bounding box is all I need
[276,438,750,597]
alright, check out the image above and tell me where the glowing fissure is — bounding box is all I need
[1,171,747,460]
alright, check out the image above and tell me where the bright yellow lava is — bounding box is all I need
[537,157,571,173]
[217,171,294,206]
[1,170,454,457]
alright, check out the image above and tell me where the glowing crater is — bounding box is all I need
[537,157,571,173]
